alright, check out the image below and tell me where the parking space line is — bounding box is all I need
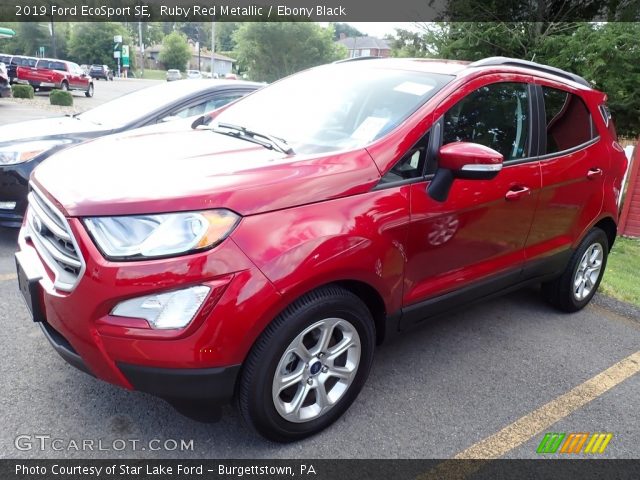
[0,273,16,282]
[418,350,640,479]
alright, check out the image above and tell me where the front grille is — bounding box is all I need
[25,184,85,291]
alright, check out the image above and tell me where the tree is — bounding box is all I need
[68,22,129,68]
[234,23,345,82]
[329,23,364,41]
[159,31,191,71]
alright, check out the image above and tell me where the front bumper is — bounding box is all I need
[0,162,32,227]
[17,210,281,403]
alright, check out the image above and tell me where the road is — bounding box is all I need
[0,78,161,125]
[0,225,638,460]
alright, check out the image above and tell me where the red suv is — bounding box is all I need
[16,57,628,442]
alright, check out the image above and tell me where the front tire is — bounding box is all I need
[237,286,375,442]
[542,227,609,312]
[60,81,69,91]
[85,83,94,98]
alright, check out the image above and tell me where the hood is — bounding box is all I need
[33,128,381,217]
[0,116,108,144]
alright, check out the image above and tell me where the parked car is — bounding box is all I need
[79,64,90,75]
[186,70,202,79]
[15,57,627,442]
[16,58,94,96]
[0,62,10,98]
[0,79,261,226]
[6,55,37,83]
[166,69,182,81]
[89,64,113,81]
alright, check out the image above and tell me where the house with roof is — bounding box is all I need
[336,34,391,58]
[144,43,235,76]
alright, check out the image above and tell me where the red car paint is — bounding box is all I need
[17,58,92,93]
[16,58,627,403]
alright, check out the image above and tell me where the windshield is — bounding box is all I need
[215,64,452,154]
[77,82,201,128]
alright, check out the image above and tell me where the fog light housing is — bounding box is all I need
[111,285,210,330]
[0,201,16,210]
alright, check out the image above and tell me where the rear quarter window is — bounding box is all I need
[542,86,596,154]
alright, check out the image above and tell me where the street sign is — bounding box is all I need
[113,35,122,43]
[122,45,130,67]
[113,51,121,59]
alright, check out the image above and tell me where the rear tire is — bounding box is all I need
[237,286,375,442]
[541,228,609,312]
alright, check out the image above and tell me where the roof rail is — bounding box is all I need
[333,56,383,64]
[469,56,591,88]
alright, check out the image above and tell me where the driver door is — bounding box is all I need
[402,80,541,323]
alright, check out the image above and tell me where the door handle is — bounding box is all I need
[587,168,603,180]
[505,185,531,201]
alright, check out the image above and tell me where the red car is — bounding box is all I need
[16,57,628,442]
[17,58,94,97]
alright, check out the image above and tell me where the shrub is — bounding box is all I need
[50,90,73,106]
[11,84,34,99]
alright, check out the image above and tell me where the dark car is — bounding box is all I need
[0,79,261,226]
[0,62,10,98]
[89,64,114,81]
[15,57,627,441]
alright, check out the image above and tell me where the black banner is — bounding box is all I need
[1,0,639,22]
[3,459,640,480]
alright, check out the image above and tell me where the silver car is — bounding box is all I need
[166,69,182,82]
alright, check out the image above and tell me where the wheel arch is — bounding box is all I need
[592,216,617,250]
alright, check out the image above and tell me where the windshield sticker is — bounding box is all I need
[393,81,435,96]
[351,117,389,141]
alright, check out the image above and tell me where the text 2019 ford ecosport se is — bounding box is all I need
[16,57,628,442]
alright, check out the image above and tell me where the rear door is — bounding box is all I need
[402,78,542,319]
[524,81,604,267]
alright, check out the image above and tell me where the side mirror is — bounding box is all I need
[428,142,503,202]
[439,142,503,180]
[160,115,179,123]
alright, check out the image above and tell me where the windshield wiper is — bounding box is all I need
[212,122,294,155]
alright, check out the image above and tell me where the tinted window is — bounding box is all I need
[443,82,530,161]
[543,86,594,154]
[0,55,11,64]
[381,132,431,183]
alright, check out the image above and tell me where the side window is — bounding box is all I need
[173,93,246,119]
[380,132,430,184]
[443,82,530,161]
[542,86,594,154]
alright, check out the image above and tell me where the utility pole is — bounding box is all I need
[49,18,57,58]
[138,21,144,77]
[211,21,215,77]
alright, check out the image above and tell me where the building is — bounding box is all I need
[336,34,391,58]
[144,43,235,76]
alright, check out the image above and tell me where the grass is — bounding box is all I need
[601,236,640,306]
[136,69,167,80]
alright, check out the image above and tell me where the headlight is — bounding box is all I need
[0,139,72,166]
[84,209,240,260]
[111,285,211,329]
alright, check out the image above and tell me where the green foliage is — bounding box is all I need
[50,90,73,106]
[399,22,640,137]
[11,84,34,99]
[234,22,345,83]
[68,23,129,69]
[159,31,191,71]
[330,23,364,41]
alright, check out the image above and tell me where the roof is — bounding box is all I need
[337,36,391,51]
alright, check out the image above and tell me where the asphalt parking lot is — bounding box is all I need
[0,78,161,125]
[0,225,638,460]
